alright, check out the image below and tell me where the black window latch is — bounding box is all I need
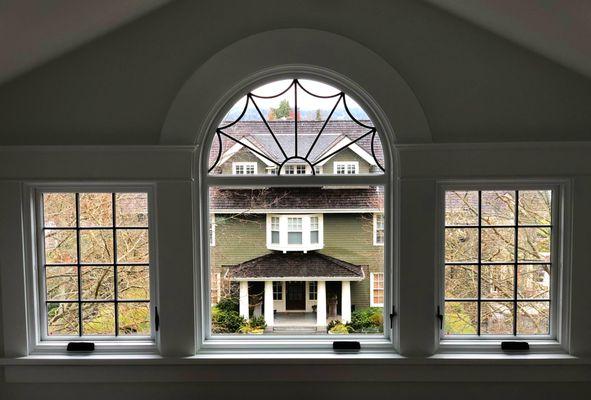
[389,305,397,328]
[436,306,443,330]
[155,306,160,332]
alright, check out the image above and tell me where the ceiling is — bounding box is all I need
[0,0,590,145]
[425,0,591,79]
[0,0,170,84]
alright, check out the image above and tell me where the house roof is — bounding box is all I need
[209,187,384,212]
[209,120,384,169]
[226,251,365,280]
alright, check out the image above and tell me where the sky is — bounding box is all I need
[223,79,369,121]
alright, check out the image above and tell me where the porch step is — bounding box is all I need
[272,325,319,332]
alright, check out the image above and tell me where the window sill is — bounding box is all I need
[438,339,566,354]
[1,352,587,383]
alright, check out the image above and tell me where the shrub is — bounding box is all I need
[249,315,267,330]
[329,323,350,334]
[216,296,239,313]
[349,307,383,333]
[212,308,245,333]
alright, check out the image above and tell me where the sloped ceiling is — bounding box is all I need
[0,0,590,145]
[424,0,591,80]
[0,0,170,85]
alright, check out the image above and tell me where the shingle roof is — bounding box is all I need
[209,120,384,168]
[226,251,365,280]
[210,187,384,211]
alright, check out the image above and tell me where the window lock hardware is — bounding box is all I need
[436,306,444,330]
[67,342,95,352]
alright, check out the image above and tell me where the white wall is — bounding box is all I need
[1,143,591,398]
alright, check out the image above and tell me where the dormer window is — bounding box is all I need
[232,162,257,175]
[284,164,308,175]
[334,161,359,174]
[266,214,324,252]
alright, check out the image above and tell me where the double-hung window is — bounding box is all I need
[334,161,358,175]
[232,162,257,175]
[287,217,303,244]
[36,188,154,344]
[374,213,384,245]
[441,184,563,341]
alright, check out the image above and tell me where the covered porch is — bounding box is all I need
[226,251,365,331]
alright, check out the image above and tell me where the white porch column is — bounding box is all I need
[264,280,274,328]
[341,281,351,323]
[239,281,249,320]
[316,280,326,328]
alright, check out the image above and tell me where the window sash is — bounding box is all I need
[33,186,156,344]
[439,183,562,342]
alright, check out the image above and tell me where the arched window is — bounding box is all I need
[202,77,390,342]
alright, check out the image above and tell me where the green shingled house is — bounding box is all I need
[208,120,385,331]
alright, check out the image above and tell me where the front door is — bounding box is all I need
[286,281,306,310]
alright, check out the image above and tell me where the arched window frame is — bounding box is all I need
[196,68,398,351]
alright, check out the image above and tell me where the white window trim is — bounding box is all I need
[373,213,384,246]
[333,161,359,175]
[370,272,384,307]
[436,179,572,354]
[266,214,324,252]
[232,162,257,175]
[23,184,159,355]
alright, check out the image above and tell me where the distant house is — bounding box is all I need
[209,120,385,331]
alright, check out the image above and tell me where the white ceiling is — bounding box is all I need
[425,0,591,78]
[0,0,170,84]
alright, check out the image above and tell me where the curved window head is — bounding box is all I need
[208,79,385,176]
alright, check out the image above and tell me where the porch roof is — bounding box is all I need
[225,251,365,281]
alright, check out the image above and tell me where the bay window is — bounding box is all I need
[266,214,324,252]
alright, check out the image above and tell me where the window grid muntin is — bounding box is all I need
[309,281,317,300]
[443,189,553,337]
[41,191,151,338]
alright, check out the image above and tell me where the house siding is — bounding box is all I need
[210,212,384,311]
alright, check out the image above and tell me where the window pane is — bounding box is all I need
[45,229,77,264]
[517,265,550,299]
[518,190,552,225]
[116,193,148,227]
[81,266,114,300]
[117,229,149,263]
[481,265,514,299]
[82,302,115,335]
[311,230,319,244]
[445,228,478,262]
[118,302,150,336]
[518,227,551,262]
[445,191,478,226]
[444,301,477,335]
[517,301,550,335]
[79,193,112,227]
[46,266,78,300]
[481,302,513,335]
[481,191,515,225]
[481,228,515,262]
[271,231,280,244]
[43,193,76,227]
[288,232,302,244]
[445,265,477,299]
[47,302,79,336]
[80,230,113,263]
[118,266,150,300]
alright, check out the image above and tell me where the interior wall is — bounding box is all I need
[1,143,591,399]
